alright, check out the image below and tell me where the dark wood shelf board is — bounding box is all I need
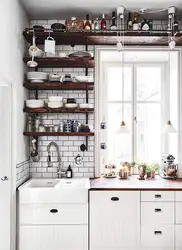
[23,29,182,46]
[23,81,94,90]
[24,107,94,113]
[23,57,94,68]
[23,132,94,136]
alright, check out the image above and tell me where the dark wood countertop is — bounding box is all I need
[90,176,182,191]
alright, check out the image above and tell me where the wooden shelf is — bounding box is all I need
[23,132,94,136]
[23,81,94,90]
[23,29,182,46]
[23,57,94,68]
[24,107,94,113]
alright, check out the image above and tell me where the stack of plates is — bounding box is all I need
[47,96,63,109]
[68,51,92,58]
[75,76,94,82]
[27,72,48,83]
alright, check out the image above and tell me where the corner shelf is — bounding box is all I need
[23,29,182,46]
[23,132,94,136]
[24,107,94,113]
[23,81,94,90]
[23,57,94,68]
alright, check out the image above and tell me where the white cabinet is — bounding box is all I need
[90,191,140,250]
[141,225,174,250]
[19,225,87,250]
[175,225,182,250]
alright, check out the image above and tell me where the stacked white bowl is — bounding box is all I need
[27,72,48,83]
[47,96,63,108]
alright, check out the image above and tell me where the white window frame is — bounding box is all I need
[94,46,182,177]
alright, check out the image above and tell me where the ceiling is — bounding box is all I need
[20,0,182,19]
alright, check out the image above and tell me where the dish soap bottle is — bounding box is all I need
[66,165,73,178]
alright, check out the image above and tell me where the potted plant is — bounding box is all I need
[121,162,137,176]
[150,163,160,179]
[138,163,147,180]
[146,165,153,179]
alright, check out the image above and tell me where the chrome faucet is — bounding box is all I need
[47,142,65,178]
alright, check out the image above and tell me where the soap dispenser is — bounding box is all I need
[66,165,73,178]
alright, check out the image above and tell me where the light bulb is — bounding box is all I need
[169,38,176,50]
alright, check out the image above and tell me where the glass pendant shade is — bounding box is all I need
[162,120,177,134]
[117,121,129,134]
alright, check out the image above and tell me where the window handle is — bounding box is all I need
[134,117,137,123]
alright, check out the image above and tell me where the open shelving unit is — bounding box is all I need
[23,132,94,136]
[24,107,94,114]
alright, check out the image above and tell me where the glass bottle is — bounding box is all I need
[101,14,107,30]
[127,12,133,30]
[91,20,94,30]
[94,18,100,30]
[110,12,117,30]
[148,20,153,30]
[173,17,178,31]
[132,13,139,30]
[141,19,149,30]
[84,14,92,30]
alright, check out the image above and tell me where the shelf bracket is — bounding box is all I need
[85,136,88,151]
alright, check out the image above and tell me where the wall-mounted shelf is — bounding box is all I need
[23,57,94,68]
[23,81,94,90]
[23,29,182,46]
[23,132,94,136]
[24,107,94,113]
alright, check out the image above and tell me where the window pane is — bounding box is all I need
[107,103,132,165]
[136,104,161,163]
[107,66,132,101]
[137,67,161,101]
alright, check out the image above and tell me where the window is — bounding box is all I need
[96,50,179,174]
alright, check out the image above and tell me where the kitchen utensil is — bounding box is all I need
[67,98,76,104]
[75,76,93,82]
[160,154,178,180]
[51,23,66,31]
[48,96,63,102]
[68,51,92,58]
[47,102,63,109]
[26,100,44,109]
[44,36,55,57]
[79,103,93,109]
[73,121,80,132]
[27,34,38,67]
[80,144,86,151]
[62,74,73,83]
[30,139,39,162]
[65,103,78,108]
[29,46,43,57]
[75,154,83,165]
[33,25,45,31]
[49,74,61,82]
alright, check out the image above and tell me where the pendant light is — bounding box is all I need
[161,43,177,134]
[117,10,129,134]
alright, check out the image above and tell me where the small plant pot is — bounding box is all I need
[151,171,156,179]
[146,171,152,179]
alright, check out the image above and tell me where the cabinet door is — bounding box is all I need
[90,191,140,250]
[175,225,182,250]
[19,225,88,250]
[176,202,182,224]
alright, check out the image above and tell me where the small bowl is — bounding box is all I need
[58,52,68,58]
[48,96,63,102]
[51,23,66,31]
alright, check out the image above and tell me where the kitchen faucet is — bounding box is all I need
[47,142,65,178]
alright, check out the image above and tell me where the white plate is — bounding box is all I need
[30,79,45,83]
[65,103,78,108]
[48,102,63,108]
[79,104,93,109]
[48,96,63,102]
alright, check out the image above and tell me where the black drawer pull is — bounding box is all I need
[111,197,119,201]
[155,208,162,212]
[154,231,162,235]
[50,209,58,213]
[155,194,162,198]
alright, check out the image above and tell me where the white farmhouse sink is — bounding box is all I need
[18,178,90,204]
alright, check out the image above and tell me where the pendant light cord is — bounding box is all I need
[121,16,125,121]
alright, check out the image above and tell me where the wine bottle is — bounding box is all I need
[173,17,178,31]
[101,14,107,30]
[110,12,117,30]
[132,13,139,30]
[148,20,153,30]
[127,12,133,30]
[84,14,92,30]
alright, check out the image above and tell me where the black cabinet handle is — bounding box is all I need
[154,231,162,235]
[50,209,58,213]
[111,197,119,201]
[155,194,162,198]
[155,208,162,212]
